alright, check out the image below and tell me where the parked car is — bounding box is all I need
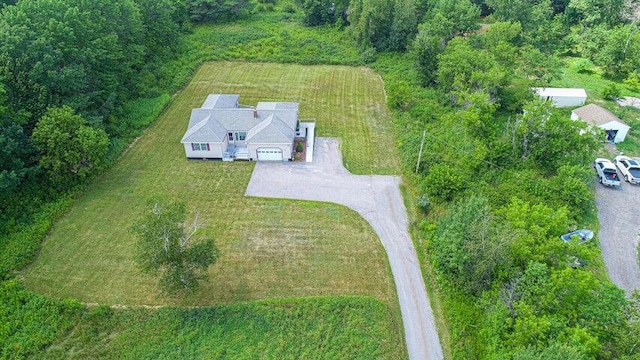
[614,155,640,184]
[593,158,621,187]
[560,229,594,244]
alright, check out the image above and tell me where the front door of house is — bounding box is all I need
[234,131,247,145]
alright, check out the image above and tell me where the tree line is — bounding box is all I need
[299,0,640,80]
[0,0,257,234]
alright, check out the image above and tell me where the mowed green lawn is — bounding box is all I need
[21,62,400,308]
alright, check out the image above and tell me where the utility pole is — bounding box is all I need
[416,130,426,173]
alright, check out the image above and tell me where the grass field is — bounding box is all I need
[551,57,640,101]
[35,297,400,359]
[21,62,400,313]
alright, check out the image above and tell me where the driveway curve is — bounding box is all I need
[245,138,443,360]
[596,181,640,296]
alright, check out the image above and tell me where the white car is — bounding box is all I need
[593,158,620,187]
[614,155,640,184]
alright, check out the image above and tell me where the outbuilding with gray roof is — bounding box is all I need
[571,103,630,143]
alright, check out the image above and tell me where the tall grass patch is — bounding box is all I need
[38,296,404,359]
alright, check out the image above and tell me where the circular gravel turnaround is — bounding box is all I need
[245,138,443,360]
[596,179,640,295]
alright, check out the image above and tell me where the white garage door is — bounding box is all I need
[257,148,283,161]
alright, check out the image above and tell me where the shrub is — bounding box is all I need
[575,58,594,74]
[624,72,640,92]
[386,80,414,110]
[296,141,304,152]
[0,280,83,358]
[423,163,466,203]
[416,194,431,212]
[282,3,297,13]
[361,47,377,64]
[602,83,621,100]
[0,197,74,279]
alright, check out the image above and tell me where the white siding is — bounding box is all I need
[601,121,630,143]
[551,96,586,107]
[571,114,631,143]
[534,88,587,108]
[184,143,223,159]
[570,111,580,121]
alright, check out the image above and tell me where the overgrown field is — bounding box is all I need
[21,62,400,314]
[1,281,403,359]
[41,297,398,359]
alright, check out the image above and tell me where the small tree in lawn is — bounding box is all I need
[131,200,218,295]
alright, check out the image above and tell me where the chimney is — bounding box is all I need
[253,108,258,118]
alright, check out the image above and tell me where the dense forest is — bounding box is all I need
[1,0,640,358]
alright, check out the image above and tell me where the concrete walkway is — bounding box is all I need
[245,138,443,360]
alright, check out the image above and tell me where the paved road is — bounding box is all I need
[245,138,443,360]
[596,179,640,296]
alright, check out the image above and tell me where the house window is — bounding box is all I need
[192,143,209,151]
[228,132,233,141]
[237,132,246,141]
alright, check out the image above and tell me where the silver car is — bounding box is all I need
[614,156,640,184]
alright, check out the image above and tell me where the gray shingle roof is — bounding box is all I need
[181,94,298,145]
[247,116,294,143]
[572,104,627,126]
[257,102,299,129]
[181,115,227,143]
[201,94,240,109]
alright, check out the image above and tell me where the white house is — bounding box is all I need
[533,87,587,107]
[181,94,310,161]
[571,103,630,143]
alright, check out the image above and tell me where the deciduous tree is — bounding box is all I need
[437,38,508,101]
[30,106,108,188]
[564,0,626,27]
[413,0,480,83]
[131,200,219,295]
[431,195,513,294]
[388,0,417,51]
[348,0,394,50]
[0,0,145,123]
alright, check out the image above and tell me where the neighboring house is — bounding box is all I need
[181,94,306,161]
[571,103,630,143]
[533,87,587,107]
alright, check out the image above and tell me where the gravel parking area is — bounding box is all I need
[246,138,443,360]
[596,179,640,295]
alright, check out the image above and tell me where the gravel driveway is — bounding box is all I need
[596,179,640,295]
[245,138,443,360]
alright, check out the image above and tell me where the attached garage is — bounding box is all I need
[256,148,283,161]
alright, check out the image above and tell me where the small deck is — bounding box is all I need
[222,144,249,161]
